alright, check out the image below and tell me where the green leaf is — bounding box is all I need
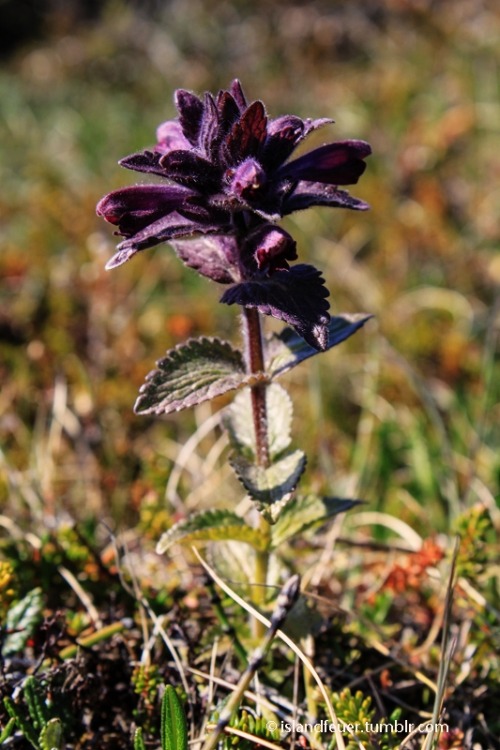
[134,727,147,750]
[134,337,252,415]
[156,510,267,554]
[266,313,373,378]
[271,494,362,547]
[161,685,188,750]
[24,676,49,732]
[224,383,293,460]
[3,696,39,748]
[0,716,16,743]
[39,718,64,750]
[3,588,43,657]
[230,450,307,522]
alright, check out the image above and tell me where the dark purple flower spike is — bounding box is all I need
[97,80,370,349]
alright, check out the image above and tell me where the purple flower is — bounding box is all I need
[97,80,371,349]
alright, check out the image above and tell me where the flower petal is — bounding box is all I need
[240,225,297,276]
[220,264,330,350]
[263,117,335,171]
[262,115,305,169]
[228,158,267,200]
[155,120,191,154]
[277,140,371,185]
[96,184,197,234]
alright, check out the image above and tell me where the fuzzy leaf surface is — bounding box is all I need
[170,236,239,284]
[161,685,188,750]
[230,450,306,521]
[220,264,330,350]
[224,383,293,460]
[271,494,362,547]
[266,313,373,378]
[156,510,267,553]
[135,337,248,415]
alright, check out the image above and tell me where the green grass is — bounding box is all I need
[1,2,499,748]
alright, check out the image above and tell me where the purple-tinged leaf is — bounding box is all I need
[271,494,363,547]
[170,235,239,284]
[229,79,248,112]
[283,183,370,214]
[134,337,250,415]
[159,150,221,189]
[119,150,170,177]
[266,313,374,378]
[156,509,266,554]
[220,264,330,351]
[226,100,267,162]
[216,90,241,131]
[105,244,140,270]
[302,117,335,138]
[105,211,217,269]
[175,89,204,145]
[199,92,221,159]
[230,450,307,522]
[278,140,372,185]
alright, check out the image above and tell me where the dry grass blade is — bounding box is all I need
[193,549,347,750]
[58,564,102,628]
[349,511,423,550]
[417,537,459,750]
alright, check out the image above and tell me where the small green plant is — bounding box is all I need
[330,688,401,750]
[134,684,188,750]
[1,586,43,657]
[2,676,64,750]
[132,663,163,715]
[220,709,281,750]
[453,504,495,580]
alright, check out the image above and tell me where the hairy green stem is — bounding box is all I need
[242,307,271,637]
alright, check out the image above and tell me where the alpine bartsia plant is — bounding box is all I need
[97,80,372,624]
